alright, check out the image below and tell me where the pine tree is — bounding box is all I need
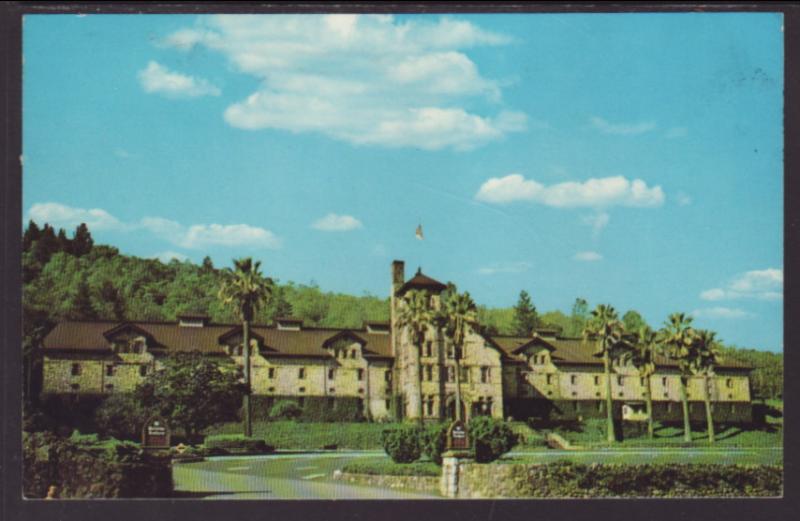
[511,290,538,336]
[100,280,126,320]
[72,223,94,257]
[33,224,59,265]
[56,228,72,254]
[71,275,97,320]
[22,220,41,252]
[201,256,215,274]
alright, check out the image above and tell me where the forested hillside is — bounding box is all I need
[22,220,782,399]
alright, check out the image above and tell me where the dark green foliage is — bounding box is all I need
[622,310,649,333]
[135,353,244,439]
[511,290,538,337]
[381,426,422,463]
[519,461,781,497]
[299,397,365,422]
[269,399,302,420]
[342,459,440,477]
[420,423,448,465]
[94,393,151,441]
[468,417,517,463]
[38,394,106,436]
[71,223,94,257]
[23,432,172,498]
[208,421,403,449]
[204,434,275,454]
[70,275,97,320]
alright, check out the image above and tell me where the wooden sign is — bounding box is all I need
[142,415,171,450]
[446,420,469,450]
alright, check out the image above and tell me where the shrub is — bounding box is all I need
[468,417,517,463]
[420,423,448,465]
[381,426,422,463]
[343,459,440,477]
[94,393,151,442]
[270,400,302,420]
[204,434,275,454]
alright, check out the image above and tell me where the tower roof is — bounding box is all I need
[395,268,447,296]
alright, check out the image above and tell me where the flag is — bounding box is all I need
[415,224,424,240]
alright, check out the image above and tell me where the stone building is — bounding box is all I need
[40,260,754,423]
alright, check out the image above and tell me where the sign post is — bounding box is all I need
[141,415,171,452]
[441,420,473,498]
[446,420,469,451]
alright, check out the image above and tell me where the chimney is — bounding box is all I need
[392,260,405,291]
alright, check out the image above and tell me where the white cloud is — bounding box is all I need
[574,251,603,262]
[163,15,526,150]
[28,202,124,231]
[665,126,688,139]
[476,261,533,275]
[581,211,610,235]
[27,202,280,250]
[475,174,665,208]
[700,268,783,301]
[691,307,754,319]
[138,61,220,98]
[590,116,656,136]
[675,191,692,206]
[311,213,363,232]
[153,251,189,263]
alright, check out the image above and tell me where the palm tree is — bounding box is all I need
[396,289,436,425]
[582,304,624,443]
[439,291,479,422]
[218,257,272,437]
[625,325,659,439]
[660,312,696,443]
[692,329,721,443]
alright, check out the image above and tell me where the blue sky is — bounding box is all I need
[22,13,783,351]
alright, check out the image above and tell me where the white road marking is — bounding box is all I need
[301,473,326,480]
[227,466,250,471]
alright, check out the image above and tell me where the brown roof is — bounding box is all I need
[489,335,752,370]
[43,320,392,359]
[395,269,448,296]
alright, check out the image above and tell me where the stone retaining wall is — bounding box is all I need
[336,472,439,494]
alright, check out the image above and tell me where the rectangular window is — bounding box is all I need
[71,363,81,376]
[299,387,306,393]
[298,368,306,379]
[570,375,577,385]
[426,365,433,382]
[425,341,432,358]
[385,370,391,382]
[594,375,600,385]
[447,345,454,359]
[726,378,734,388]
[640,377,646,386]
[357,369,364,381]
[328,368,335,380]
[662,376,668,386]
[461,367,469,383]
[617,376,624,386]
[329,387,335,393]
[106,364,115,377]
[139,365,147,377]
[448,366,455,383]
[481,367,490,384]
[546,374,553,385]
[385,399,391,411]
[268,386,275,393]
[268,368,275,379]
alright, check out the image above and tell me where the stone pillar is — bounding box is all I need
[440,450,472,498]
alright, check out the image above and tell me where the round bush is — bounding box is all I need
[420,423,448,465]
[381,426,422,463]
[468,417,517,463]
[269,400,302,420]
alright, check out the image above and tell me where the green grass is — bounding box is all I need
[205,421,401,450]
[342,457,440,477]
[555,420,782,449]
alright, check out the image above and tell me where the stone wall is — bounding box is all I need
[336,472,439,494]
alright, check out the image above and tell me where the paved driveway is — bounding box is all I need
[172,452,441,500]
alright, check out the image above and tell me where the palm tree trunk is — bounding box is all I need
[603,349,615,443]
[417,342,424,426]
[645,375,654,439]
[704,373,715,443]
[243,320,252,438]
[679,375,691,443]
[454,349,462,422]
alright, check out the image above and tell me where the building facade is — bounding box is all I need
[40,260,754,423]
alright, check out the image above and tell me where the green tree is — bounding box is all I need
[70,274,96,320]
[71,223,94,257]
[135,353,244,440]
[511,290,538,337]
[622,310,648,333]
[22,219,41,252]
[99,280,126,320]
[583,304,624,443]
[396,289,436,425]
[660,312,696,443]
[218,258,272,437]
[692,329,722,443]
[568,298,590,336]
[439,291,479,422]
[625,325,659,439]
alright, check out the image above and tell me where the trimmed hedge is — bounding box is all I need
[23,432,172,498]
[468,417,517,463]
[381,426,422,463]
[520,461,782,497]
[342,459,440,477]
[204,434,275,454]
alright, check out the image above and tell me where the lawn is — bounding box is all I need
[205,421,398,450]
[501,448,783,466]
